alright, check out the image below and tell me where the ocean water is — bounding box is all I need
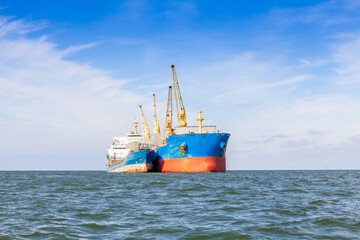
[0,171,359,239]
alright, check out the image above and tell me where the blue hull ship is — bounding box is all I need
[106,64,230,173]
[154,132,230,172]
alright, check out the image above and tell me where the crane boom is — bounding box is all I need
[165,85,173,131]
[171,64,187,127]
[139,105,150,139]
[152,94,160,133]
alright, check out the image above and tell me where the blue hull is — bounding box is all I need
[107,149,157,172]
[156,133,230,159]
[154,133,230,172]
[107,133,230,172]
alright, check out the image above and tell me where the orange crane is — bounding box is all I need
[139,105,150,139]
[171,64,187,127]
[165,85,173,131]
[152,94,160,133]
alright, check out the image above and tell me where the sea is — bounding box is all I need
[0,170,359,239]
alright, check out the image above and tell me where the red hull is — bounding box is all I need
[156,156,226,172]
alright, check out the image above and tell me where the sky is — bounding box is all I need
[1,0,360,170]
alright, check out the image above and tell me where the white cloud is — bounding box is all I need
[0,16,142,170]
[227,94,360,169]
[0,16,47,37]
[331,35,360,85]
[269,0,360,27]
[61,42,101,56]
[176,53,306,104]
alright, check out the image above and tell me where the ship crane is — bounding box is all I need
[165,85,173,132]
[171,64,187,127]
[139,105,150,139]
[152,94,160,134]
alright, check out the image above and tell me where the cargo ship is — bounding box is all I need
[106,65,230,172]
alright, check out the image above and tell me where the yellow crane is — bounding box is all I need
[139,105,150,139]
[171,64,187,127]
[152,94,160,133]
[165,85,173,131]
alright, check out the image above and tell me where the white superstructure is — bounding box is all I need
[106,132,150,169]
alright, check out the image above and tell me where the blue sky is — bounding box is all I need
[1,0,360,170]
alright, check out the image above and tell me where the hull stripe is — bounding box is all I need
[156,156,226,172]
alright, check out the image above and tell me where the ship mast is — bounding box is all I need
[139,105,150,139]
[133,116,138,134]
[196,110,204,133]
[152,94,160,134]
[171,64,187,127]
[165,85,173,132]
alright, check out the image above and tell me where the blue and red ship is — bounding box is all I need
[155,132,230,172]
[106,65,230,173]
